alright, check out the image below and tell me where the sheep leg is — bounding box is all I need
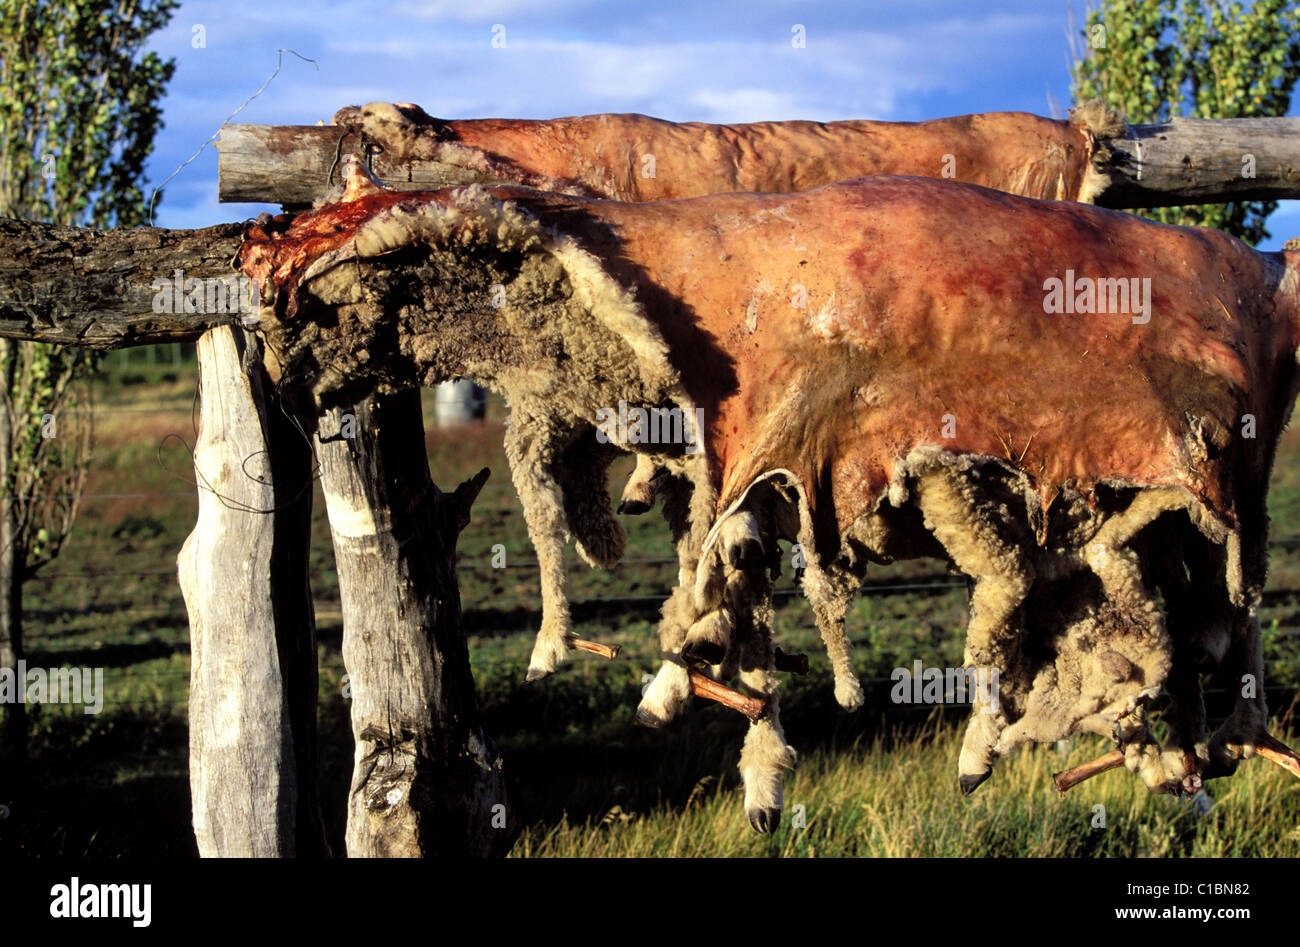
[505,412,575,682]
[732,572,795,832]
[720,509,765,570]
[556,429,626,569]
[809,585,863,711]
[688,530,794,830]
[797,515,864,710]
[1202,514,1280,780]
[681,511,763,667]
[1082,504,1182,792]
[912,469,1028,789]
[636,663,693,727]
[680,608,733,669]
[913,469,1031,669]
[737,664,796,833]
[957,705,1007,795]
[1146,535,1212,795]
[1163,647,1207,794]
[637,473,713,727]
[1207,608,1271,776]
[636,586,696,727]
[617,453,665,515]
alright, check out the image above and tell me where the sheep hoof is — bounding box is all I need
[1200,755,1239,780]
[526,636,567,683]
[681,639,725,668]
[834,677,865,711]
[728,539,764,570]
[748,807,781,834]
[634,706,667,728]
[617,498,650,515]
[958,771,991,796]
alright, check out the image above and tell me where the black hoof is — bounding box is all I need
[524,666,552,683]
[681,639,725,668]
[958,771,991,796]
[748,807,781,833]
[728,539,764,570]
[1201,756,1238,780]
[634,706,666,728]
[774,647,809,675]
[617,498,650,515]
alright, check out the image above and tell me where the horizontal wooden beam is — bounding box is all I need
[217,116,1300,209]
[1101,116,1300,207]
[0,219,245,348]
[5,112,1298,350]
[218,123,511,206]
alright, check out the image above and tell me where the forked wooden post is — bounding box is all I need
[178,326,326,857]
[315,391,513,857]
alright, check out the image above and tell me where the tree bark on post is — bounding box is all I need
[315,390,513,858]
[178,326,326,857]
[0,339,25,772]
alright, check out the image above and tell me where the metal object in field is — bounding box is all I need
[434,379,487,428]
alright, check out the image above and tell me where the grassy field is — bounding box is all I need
[2,355,1300,857]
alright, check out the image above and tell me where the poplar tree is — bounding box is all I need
[0,0,177,763]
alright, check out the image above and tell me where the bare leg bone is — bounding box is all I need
[1257,732,1300,781]
[565,635,621,660]
[1052,748,1124,794]
[690,669,768,721]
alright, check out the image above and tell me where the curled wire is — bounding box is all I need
[155,332,321,515]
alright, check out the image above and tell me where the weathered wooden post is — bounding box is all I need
[0,219,326,854]
[315,391,513,857]
[178,325,326,857]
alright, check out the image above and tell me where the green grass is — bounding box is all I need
[514,720,1300,858]
[3,368,1300,857]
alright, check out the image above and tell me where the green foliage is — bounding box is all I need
[1072,0,1300,244]
[0,0,176,575]
[0,0,178,228]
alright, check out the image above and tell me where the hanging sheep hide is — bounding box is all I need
[237,156,1300,831]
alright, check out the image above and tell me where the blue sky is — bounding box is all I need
[143,0,1300,249]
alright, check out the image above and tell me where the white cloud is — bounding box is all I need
[391,0,601,22]
[686,88,813,124]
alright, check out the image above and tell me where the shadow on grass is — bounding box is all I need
[6,667,1297,857]
[27,638,190,669]
[0,708,195,857]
